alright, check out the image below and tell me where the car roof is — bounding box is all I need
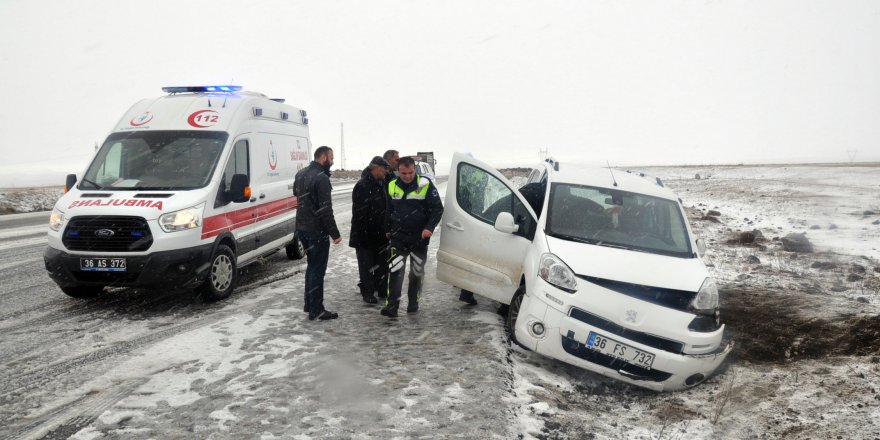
[542,162,679,201]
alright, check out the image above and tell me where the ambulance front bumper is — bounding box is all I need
[43,244,214,289]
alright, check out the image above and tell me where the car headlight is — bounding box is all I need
[159,204,204,232]
[538,253,578,293]
[690,277,719,315]
[49,209,65,231]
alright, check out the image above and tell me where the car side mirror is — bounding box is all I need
[696,238,707,256]
[64,174,77,193]
[229,174,251,203]
[494,212,519,234]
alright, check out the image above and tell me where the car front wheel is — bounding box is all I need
[506,284,528,349]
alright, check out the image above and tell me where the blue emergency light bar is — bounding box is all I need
[162,85,242,93]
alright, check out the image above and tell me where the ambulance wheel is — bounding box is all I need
[285,237,306,260]
[61,285,104,298]
[199,244,237,302]
[506,284,529,350]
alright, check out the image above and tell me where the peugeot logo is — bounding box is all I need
[624,309,638,324]
[94,229,115,238]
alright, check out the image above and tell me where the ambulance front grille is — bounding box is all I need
[62,216,153,252]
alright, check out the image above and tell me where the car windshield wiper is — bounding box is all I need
[547,231,598,245]
[594,241,652,254]
[80,178,103,190]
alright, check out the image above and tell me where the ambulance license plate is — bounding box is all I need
[586,331,655,370]
[80,258,127,272]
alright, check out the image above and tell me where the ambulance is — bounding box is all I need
[44,86,311,301]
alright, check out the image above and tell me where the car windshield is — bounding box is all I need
[546,183,692,257]
[82,131,228,190]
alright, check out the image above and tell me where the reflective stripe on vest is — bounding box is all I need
[388,176,430,200]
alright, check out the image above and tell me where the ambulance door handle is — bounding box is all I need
[249,197,257,203]
[259,193,266,199]
[445,222,464,231]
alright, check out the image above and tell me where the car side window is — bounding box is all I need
[215,140,249,207]
[456,163,536,240]
[526,168,541,184]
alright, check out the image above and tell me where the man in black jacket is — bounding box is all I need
[381,157,444,318]
[382,149,400,189]
[349,156,390,304]
[294,146,342,321]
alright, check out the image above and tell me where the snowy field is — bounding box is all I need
[0,164,878,439]
[0,187,63,215]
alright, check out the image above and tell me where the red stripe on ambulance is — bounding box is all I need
[201,196,298,240]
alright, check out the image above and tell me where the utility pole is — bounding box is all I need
[846,149,858,163]
[340,122,346,170]
[539,148,549,161]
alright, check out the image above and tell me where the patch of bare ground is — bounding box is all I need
[721,287,880,363]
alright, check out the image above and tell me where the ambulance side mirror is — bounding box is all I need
[229,174,250,203]
[64,174,77,193]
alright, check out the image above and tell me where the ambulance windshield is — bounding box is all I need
[82,131,228,190]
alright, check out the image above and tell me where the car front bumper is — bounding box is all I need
[514,279,733,392]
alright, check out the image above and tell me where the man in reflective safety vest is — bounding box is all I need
[380,156,444,318]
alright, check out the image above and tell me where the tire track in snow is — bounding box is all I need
[2,378,149,440]
[0,268,306,399]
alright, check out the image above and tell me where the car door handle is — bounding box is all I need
[445,222,464,231]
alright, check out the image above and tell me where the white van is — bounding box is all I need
[437,153,733,391]
[44,86,311,301]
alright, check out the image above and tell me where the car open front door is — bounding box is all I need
[437,153,538,304]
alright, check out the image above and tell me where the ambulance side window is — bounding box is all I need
[216,140,249,207]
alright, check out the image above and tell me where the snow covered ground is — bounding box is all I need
[0,187,62,214]
[0,165,878,439]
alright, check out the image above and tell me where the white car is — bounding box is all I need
[437,153,732,391]
[414,160,435,181]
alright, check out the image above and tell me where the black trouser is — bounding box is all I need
[297,229,330,316]
[386,245,428,308]
[355,245,388,299]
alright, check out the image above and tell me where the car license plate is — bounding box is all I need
[80,258,127,272]
[586,331,655,370]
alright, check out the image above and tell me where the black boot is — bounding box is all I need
[317,310,339,320]
[407,292,419,313]
[362,293,378,304]
[459,290,478,305]
[380,301,399,318]
[309,309,339,320]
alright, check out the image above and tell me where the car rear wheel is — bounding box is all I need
[198,244,236,302]
[506,284,528,349]
[285,236,306,260]
[60,285,104,298]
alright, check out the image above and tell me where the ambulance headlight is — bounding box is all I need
[159,204,204,232]
[49,209,65,232]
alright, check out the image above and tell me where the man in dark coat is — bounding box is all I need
[382,149,400,189]
[380,157,444,318]
[349,156,390,304]
[294,146,341,321]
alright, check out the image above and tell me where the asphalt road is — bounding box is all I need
[0,177,479,440]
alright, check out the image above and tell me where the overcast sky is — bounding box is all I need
[1,0,878,187]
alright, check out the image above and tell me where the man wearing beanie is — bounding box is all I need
[349,156,391,304]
